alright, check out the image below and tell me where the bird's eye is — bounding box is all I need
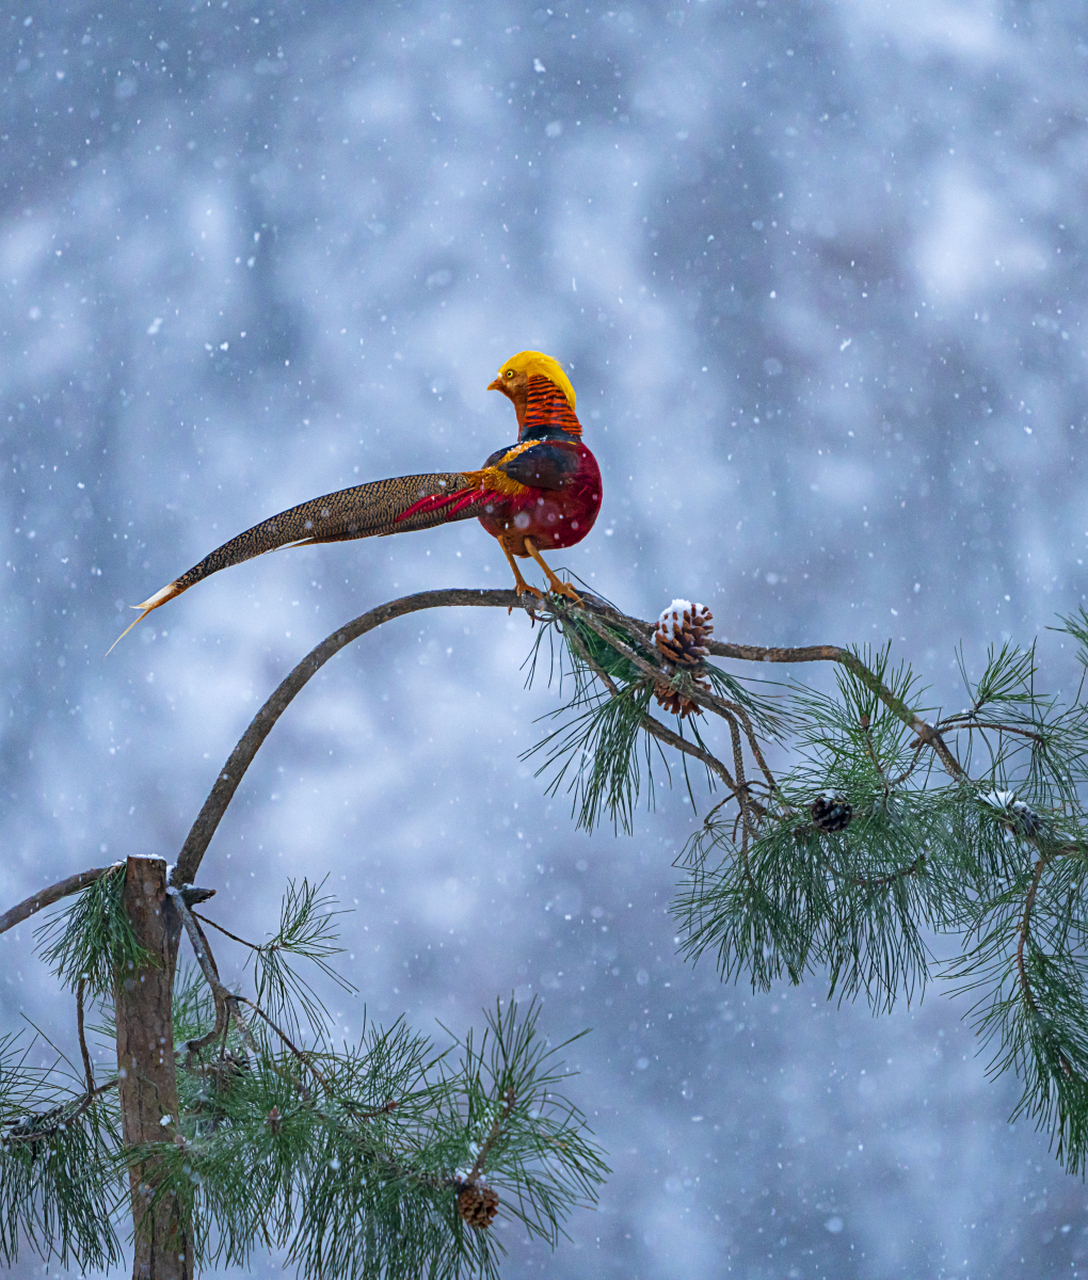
[504,369,515,378]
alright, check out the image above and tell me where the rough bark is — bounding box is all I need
[115,856,191,1280]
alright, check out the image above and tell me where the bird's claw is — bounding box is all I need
[508,582,545,614]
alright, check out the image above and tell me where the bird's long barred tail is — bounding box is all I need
[172,471,475,590]
[107,472,475,654]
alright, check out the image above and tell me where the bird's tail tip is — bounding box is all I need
[105,582,181,657]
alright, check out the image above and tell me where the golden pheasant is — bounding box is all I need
[109,350,601,650]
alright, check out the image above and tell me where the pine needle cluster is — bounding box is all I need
[0,1032,124,1270]
[529,597,1088,1175]
[157,983,603,1277]
[35,862,144,996]
[1,878,606,1276]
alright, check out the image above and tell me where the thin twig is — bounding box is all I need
[1016,857,1048,1017]
[184,999,230,1059]
[563,621,752,816]
[642,711,738,795]
[217,1010,231,1066]
[173,890,258,1055]
[1015,853,1075,1080]
[937,718,1047,748]
[847,854,927,892]
[887,737,929,789]
[1,1076,120,1149]
[700,796,733,831]
[344,1098,401,1123]
[466,1086,516,1185]
[703,636,965,779]
[191,911,263,953]
[720,706,752,824]
[860,716,890,800]
[176,887,332,1094]
[76,977,94,1094]
[235,995,331,1092]
[188,906,236,1057]
[716,695,779,797]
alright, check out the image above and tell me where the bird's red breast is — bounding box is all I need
[474,440,601,552]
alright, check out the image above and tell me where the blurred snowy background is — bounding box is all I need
[4,0,1088,1275]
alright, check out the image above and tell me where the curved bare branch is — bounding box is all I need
[174,587,528,885]
[0,865,119,938]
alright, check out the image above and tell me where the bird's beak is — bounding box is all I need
[486,377,502,392]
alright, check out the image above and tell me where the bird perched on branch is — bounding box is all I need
[109,350,601,652]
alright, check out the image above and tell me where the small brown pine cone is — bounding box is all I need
[654,680,705,719]
[264,1105,282,1134]
[811,795,852,832]
[457,1184,499,1230]
[654,601,714,670]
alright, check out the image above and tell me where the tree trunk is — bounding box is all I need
[115,856,192,1280]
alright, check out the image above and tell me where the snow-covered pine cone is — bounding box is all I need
[457,1184,500,1229]
[1000,798,1044,840]
[654,600,714,669]
[654,599,713,717]
[981,790,1045,842]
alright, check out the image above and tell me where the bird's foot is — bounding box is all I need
[548,579,583,605]
[520,538,583,605]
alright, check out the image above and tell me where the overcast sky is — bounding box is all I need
[5,2,1088,1276]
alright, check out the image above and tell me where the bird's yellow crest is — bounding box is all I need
[494,350,576,411]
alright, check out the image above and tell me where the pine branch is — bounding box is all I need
[172,889,259,1058]
[75,980,93,1096]
[130,996,605,1278]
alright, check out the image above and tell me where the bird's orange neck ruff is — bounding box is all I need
[518,374,582,439]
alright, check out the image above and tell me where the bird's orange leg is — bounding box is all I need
[499,541,545,600]
[524,538,582,603]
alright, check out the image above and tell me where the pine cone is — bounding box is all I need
[654,600,713,718]
[457,1183,499,1230]
[654,600,713,669]
[811,795,852,832]
[264,1106,282,1134]
[1009,800,1044,840]
[654,681,707,719]
[982,791,1045,841]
